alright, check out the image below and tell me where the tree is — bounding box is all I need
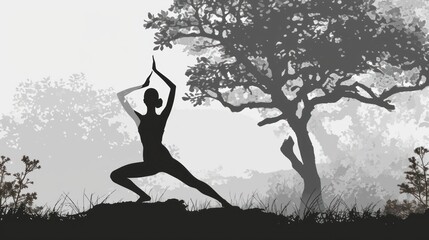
[398,146,429,208]
[0,74,141,206]
[145,0,429,213]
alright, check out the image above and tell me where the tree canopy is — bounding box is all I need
[145,0,429,126]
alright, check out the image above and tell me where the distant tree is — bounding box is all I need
[0,155,41,213]
[0,74,141,205]
[398,146,429,208]
[145,0,429,213]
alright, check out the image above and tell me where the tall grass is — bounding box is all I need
[0,189,419,225]
[45,190,116,216]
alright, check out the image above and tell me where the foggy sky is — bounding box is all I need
[0,0,295,177]
[1,0,429,209]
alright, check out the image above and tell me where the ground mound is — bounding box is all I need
[1,199,428,239]
[75,199,286,239]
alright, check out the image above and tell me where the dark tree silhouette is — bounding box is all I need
[145,0,429,213]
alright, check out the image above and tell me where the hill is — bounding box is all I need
[1,199,428,240]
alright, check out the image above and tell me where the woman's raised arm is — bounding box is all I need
[152,56,176,119]
[117,72,152,125]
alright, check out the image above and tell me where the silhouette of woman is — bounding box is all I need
[111,57,232,207]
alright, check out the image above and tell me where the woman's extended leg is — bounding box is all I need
[164,159,232,207]
[110,162,159,203]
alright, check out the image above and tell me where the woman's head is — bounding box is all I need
[144,88,163,108]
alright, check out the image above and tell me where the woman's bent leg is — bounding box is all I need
[110,162,158,202]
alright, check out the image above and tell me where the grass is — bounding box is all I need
[46,190,116,215]
[0,190,413,220]
[1,192,428,240]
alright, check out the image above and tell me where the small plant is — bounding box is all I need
[384,199,426,219]
[383,146,429,218]
[398,147,429,208]
[0,155,41,214]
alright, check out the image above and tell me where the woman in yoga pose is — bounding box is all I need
[111,57,231,207]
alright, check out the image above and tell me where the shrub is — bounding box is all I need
[385,146,429,218]
[0,155,41,214]
[398,147,429,208]
[383,199,426,219]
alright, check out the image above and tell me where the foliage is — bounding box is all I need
[383,146,429,218]
[145,0,429,119]
[398,146,429,207]
[0,74,141,206]
[0,155,41,214]
[384,199,426,219]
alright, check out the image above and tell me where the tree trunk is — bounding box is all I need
[280,120,325,217]
[300,165,324,215]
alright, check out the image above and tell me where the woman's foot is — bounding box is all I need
[221,200,234,208]
[136,194,151,203]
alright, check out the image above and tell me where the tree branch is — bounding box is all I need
[309,67,429,111]
[352,82,378,99]
[380,72,429,99]
[344,91,395,110]
[257,113,286,126]
[169,3,274,92]
[310,83,396,110]
[221,45,273,91]
[280,137,304,177]
[212,94,276,112]
[309,85,350,106]
[172,30,275,95]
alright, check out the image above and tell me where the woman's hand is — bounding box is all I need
[151,56,175,88]
[152,55,157,71]
[142,71,152,88]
